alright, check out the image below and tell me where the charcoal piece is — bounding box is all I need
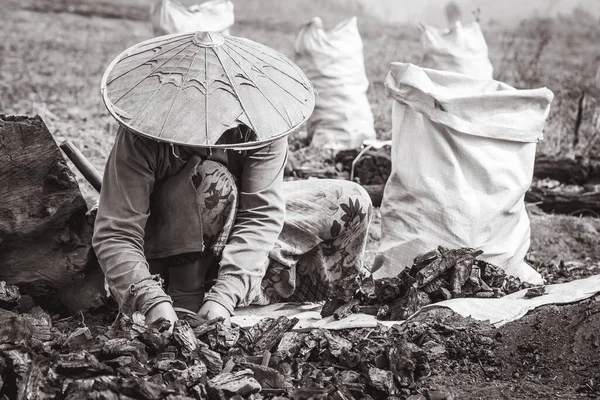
[351,305,380,316]
[331,384,358,400]
[55,351,113,378]
[3,349,53,399]
[8,307,53,348]
[377,305,390,320]
[274,331,304,361]
[387,338,429,387]
[238,316,298,354]
[450,260,473,297]
[192,317,225,334]
[337,347,361,369]
[375,272,412,303]
[202,323,240,351]
[367,367,397,395]
[207,369,261,398]
[105,355,149,376]
[333,298,361,320]
[525,286,546,298]
[64,380,121,400]
[357,277,377,304]
[300,329,327,359]
[412,249,441,274]
[330,274,361,302]
[0,311,35,348]
[290,386,331,399]
[154,358,187,372]
[138,329,169,355]
[173,320,198,358]
[416,247,482,288]
[337,370,362,385]
[321,330,353,358]
[261,349,271,366]
[112,312,146,339]
[242,362,293,391]
[430,288,453,302]
[197,343,223,376]
[321,298,346,318]
[94,376,177,399]
[93,338,148,363]
[65,327,92,349]
[222,358,236,374]
[478,260,506,288]
[388,287,432,321]
[502,276,524,294]
[478,278,494,292]
[421,277,449,295]
[0,281,20,309]
[164,363,207,388]
[149,317,172,333]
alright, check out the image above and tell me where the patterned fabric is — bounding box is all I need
[191,160,239,256]
[162,161,373,306]
[263,179,372,303]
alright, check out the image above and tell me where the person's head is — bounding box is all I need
[445,1,463,27]
[214,125,257,146]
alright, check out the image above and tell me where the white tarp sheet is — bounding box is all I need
[232,275,600,330]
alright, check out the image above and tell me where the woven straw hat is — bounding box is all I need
[101,31,315,149]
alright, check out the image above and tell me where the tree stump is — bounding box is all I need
[0,115,106,314]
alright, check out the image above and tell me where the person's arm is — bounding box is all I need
[92,127,174,321]
[202,137,288,315]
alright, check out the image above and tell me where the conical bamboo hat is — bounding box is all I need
[101,31,315,149]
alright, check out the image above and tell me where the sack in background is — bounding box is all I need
[294,17,376,151]
[374,63,554,285]
[150,0,234,36]
[419,21,493,79]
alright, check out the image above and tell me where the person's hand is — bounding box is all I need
[197,300,231,326]
[145,302,178,332]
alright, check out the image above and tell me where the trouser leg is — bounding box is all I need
[264,179,373,303]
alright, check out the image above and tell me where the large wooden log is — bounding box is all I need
[525,186,600,216]
[0,115,106,314]
[533,155,600,185]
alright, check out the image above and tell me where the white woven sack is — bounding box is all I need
[374,63,554,285]
[294,17,376,151]
[150,0,234,36]
[420,21,493,79]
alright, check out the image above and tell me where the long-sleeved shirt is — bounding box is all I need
[92,126,287,316]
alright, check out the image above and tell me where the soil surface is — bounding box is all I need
[420,297,600,399]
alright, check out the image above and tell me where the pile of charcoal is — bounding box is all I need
[0,278,502,400]
[0,305,499,399]
[0,247,541,399]
[324,247,543,321]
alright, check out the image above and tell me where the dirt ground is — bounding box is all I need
[407,297,600,399]
[2,1,600,399]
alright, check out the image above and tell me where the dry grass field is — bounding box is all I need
[2,0,600,266]
[3,0,600,170]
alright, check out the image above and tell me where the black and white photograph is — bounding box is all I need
[1,0,599,398]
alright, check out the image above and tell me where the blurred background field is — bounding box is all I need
[2,0,600,205]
